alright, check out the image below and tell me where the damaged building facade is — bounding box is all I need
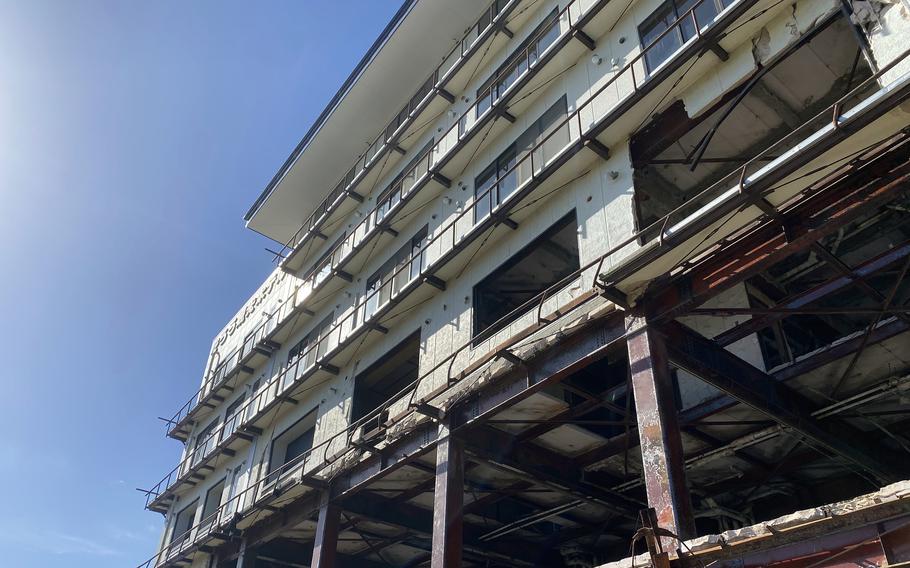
[137,0,910,566]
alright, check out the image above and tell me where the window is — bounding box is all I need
[365,227,429,318]
[170,499,198,544]
[352,331,421,425]
[306,233,346,288]
[267,409,317,481]
[285,312,334,385]
[473,211,580,340]
[190,418,220,468]
[376,141,434,224]
[476,8,561,117]
[200,478,226,525]
[223,463,246,517]
[475,96,569,223]
[639,0,728,72]
[223,394,246,439]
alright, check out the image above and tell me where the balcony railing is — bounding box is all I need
[163,0,752,441]
[275,0,523,262]
[139,41,910,562]
[165,249,354,439]
[143,404,253,511]
[166,0,569,434]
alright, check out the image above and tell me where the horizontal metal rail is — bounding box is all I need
[274,0,523,262]
[164,0,607,439]
[162,0,787,441]
[137,48,910,564]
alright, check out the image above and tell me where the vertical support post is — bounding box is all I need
[311,491,340,568]
[234,538,253,568]
[626,315,695,550]
[431,419,464,568]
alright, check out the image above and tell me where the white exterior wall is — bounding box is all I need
[157,0,859,549]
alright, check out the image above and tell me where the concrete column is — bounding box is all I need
[626,315,695,550]
[310,491,340,568]
[431,420,464,568]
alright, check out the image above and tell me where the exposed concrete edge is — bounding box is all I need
[596,480,910,568]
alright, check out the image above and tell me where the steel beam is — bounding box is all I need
[311,491,341,568]
[341,491,542,565]
[714,240,910,346]
[431,420,464,568]
[661,320,902,484]
[645,141,910,321]
[465,425,639,514]
[626,316,695,545]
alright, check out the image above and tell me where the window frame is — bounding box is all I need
[638,0,727,73]
[474,95,568,223]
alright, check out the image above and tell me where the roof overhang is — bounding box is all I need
[246,0,489,244]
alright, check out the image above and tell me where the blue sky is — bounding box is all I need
[0,2,401,566]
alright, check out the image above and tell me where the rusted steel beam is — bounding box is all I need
[332,421,438,498]
[311,491,341,568]
[626,316,696,545]
[341,491,542,565]
[713,240,910,346]
[465,425,638,514]
[662,320,902,484]
[646,140,910,321]
[453,312,627,431]
[678,317,910,425]
[431,420,464,568]
[773,317,909,383]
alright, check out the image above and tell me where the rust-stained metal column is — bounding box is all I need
[626,315,695,548]
[431,419,464,568]
[311,491,340,568]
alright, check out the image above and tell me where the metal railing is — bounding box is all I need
[164,0,581,438]
[275,0,522,261]
[137,41,910,566]
[163,0,746,439]
[164,248,350,436]
[143,403,251,510]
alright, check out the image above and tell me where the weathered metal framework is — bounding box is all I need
[137,0,910,566]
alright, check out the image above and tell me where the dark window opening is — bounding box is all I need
[170,499,198,544]
[200,478,226,523]
[365,227,428,318]
[268,409,317,480]
[476,8,561,117]
[475,95,569,223]
[473,211,580,341]
[352,331,421,428]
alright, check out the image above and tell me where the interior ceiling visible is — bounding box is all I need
[636,18,873,224]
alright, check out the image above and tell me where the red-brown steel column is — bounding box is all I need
[626,315,695,549]
[311,491,341,568]
[431,420,464,568]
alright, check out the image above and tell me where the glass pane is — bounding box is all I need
[676,0,718,39]
[640,4,681,72]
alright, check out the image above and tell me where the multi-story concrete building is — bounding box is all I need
[138,0,910,566]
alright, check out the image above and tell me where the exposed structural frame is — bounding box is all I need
[138,0,910,565]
